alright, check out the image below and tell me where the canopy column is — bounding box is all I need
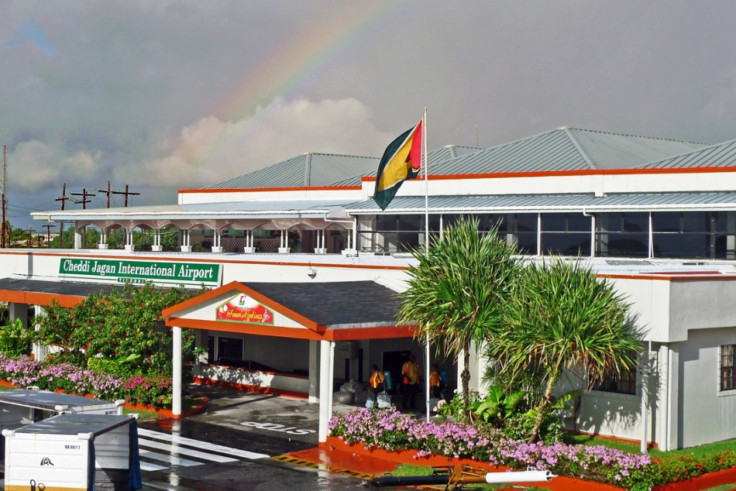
[278,229,290,254]
[318,340,335,443]
[211,228,223,253]
[314,230,326,254]
[172,325,183,417]
[243,230,255,253]
[180,229,192,252]
[98,228,108,249]
[151,229,162,252]
[308,340,319,403]
[124,227,135,252]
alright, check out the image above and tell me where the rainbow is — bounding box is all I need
[213,0,400,119]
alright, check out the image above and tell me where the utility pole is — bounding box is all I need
[55,183,70,249]
[71,188,95,209]
[112,184,140,207]
[42,223,54,247]
[1,145,6,249]
[98,180,112,208]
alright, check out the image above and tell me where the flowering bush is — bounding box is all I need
[330,407,736,490]
[0,353,171,408]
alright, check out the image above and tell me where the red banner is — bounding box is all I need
[216,294,274,325]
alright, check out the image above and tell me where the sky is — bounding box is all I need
[3,0,736,229]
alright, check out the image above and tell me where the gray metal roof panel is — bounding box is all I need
[567,128,707,169]
[242,281,404,328]
[432,128,707,176]
[642,139,736,169]
[205,153,379,189]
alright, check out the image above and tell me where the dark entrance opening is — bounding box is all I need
[382,350,411,395]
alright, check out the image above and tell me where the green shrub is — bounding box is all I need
[87,354,143,379]
[0,319,34,357]
[503,408,564,444]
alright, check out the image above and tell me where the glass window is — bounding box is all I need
[515,214,537,232]
[541,233,591,256]
[594,364,637,395]
[682,212,710,233]
[567,213,591,232]
[653,213,681,232]
[623,213,648,232]
[722,344,736,391]
[542,214,566,232]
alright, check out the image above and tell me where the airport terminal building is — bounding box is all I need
[0,126,735,448]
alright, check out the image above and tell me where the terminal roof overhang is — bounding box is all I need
[31,191,736,225]
[0,278,121,308]
[31,200,357,224]
[163,280,415,341]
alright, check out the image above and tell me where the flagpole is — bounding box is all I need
[423,107,431,422]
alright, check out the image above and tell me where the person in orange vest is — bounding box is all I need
[401,354,420,410]
[369,364,386,399]
[429,364,443,399]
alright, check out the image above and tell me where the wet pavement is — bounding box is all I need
[136,384,378,490]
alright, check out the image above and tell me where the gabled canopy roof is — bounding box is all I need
[162,280,414,341]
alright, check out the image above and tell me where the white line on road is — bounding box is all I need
[138,428,269,460]
[138,437,239,463]
[139,461,168,472]
[139,448,205,467]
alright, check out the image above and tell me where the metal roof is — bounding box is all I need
[32,199,356,222]
[0,278,121,298]
[242,281,404,328]
[642,138,736,169]
[205,153,379,190]
[430,128,707,175]
[0,389,117,410]
[13,413,134,436]
[344,192,736,214]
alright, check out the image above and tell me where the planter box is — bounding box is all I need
[323,437,622,491]
[652,466,736,491]
[325,437,736,490]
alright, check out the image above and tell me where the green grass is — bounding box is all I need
[563,432,736,459]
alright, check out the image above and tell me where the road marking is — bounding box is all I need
[139,461,168,472]
[138,428,269,460]
[139,447,207,466]
[139,437,239,463]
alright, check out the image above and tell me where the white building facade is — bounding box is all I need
[0,126,733,449]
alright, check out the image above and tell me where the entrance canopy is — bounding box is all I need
[162,280,415,341]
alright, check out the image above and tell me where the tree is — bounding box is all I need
[398,217,520,418]
[36,282,204,376]
[488,257,641,442]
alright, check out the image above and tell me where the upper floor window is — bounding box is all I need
[721,344,736,391]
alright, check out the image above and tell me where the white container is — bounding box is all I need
[3,413,141,490]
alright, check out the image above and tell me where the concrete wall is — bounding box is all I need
[678,327,736,448]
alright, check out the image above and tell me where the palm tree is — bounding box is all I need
[398,217,520,418]
[488,257,641,442]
